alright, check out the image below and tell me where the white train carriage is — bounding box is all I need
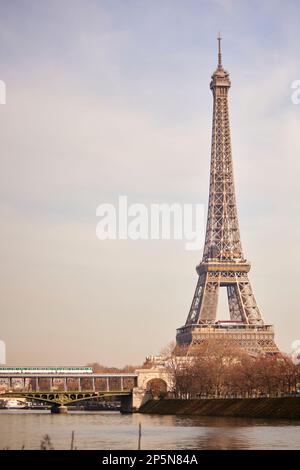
[0,366,93,374]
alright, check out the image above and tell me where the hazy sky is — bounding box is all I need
[0,0,299,366]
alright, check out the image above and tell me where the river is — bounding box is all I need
[0,410,299,450]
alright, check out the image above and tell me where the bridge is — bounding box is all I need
[0,368,171,413]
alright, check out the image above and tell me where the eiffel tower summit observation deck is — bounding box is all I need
[176,37,278,356]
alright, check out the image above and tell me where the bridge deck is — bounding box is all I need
[1,390,132,405]
[0,373,138,400]
[0,373,138,378]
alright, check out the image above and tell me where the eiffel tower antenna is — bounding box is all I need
[176,39,278,356]
[217,33,222,68]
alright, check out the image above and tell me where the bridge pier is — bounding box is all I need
[132,387,152,411]
[120,388,154,413]
[120,395,132,413]
[51,404,68,414]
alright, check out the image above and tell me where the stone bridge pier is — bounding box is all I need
[130,368,172,412]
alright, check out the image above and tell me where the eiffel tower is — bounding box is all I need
[176,37,278,355]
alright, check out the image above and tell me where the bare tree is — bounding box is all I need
[163,338,299,399]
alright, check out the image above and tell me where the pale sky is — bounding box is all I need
[0,0,299,366]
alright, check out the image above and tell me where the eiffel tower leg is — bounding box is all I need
[198,274,220,323]
[186,273,220,325]
[185,274,205,324]
[227,284,244,321]
[237,278,263,324]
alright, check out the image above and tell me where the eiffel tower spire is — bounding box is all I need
[176,38,278,355]
[217,33,222,69]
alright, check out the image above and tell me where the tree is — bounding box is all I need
[162,338,299,399]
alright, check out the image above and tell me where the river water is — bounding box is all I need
[0,410,299,450]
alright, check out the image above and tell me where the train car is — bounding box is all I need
[0,366,93,374]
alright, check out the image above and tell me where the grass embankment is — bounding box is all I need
[139,397,300,419]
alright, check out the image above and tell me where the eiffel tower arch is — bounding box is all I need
[176,37,278,356]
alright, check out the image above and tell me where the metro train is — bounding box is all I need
[0,367,93,374]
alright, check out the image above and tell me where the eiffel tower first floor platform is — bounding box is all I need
[176,323,279,356]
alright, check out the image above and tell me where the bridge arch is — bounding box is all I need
[146,378,168,398]
[131,368,173,410]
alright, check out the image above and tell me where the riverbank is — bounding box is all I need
[139,397,300,419]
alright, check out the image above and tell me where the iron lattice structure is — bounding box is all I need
[176,38,278,355]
